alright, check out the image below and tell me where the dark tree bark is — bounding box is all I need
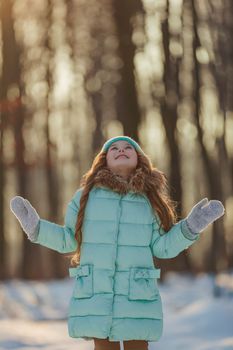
[0,0,9,279]
[190,0,228,273]
[113,0,144,141]
[155,0,191,273]
[1,0,42,279]
[207,0,233,268]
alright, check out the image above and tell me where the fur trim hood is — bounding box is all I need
[93,166,166,195]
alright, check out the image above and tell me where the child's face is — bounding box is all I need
[106,141,138,176]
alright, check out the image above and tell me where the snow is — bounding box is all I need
[0,272,233,350]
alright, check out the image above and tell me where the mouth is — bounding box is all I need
[116,155,128,159]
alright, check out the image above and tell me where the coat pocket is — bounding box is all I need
[69,264,94,299]
[128,267,160,301]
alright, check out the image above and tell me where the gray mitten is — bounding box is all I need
[10,196,40,242]
[184,198,225,235]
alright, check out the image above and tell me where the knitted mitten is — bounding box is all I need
[10,196,40,242]
[183,198,225,236]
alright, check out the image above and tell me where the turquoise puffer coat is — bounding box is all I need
[34,186,199,342]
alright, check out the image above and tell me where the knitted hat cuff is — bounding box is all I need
[101,136,144,154]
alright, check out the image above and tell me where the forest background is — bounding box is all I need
[0,0,233,281]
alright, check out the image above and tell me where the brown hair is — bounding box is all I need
[70,150,177,266]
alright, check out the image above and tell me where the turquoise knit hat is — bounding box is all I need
[101,136,145,154]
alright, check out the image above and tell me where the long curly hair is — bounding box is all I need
[69,150,178,266]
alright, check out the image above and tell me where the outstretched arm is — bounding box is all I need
[10,190,82,253]
[151,198,225,259]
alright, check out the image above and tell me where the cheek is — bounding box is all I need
[106,155,110,165]
[106,153,114,165]
[132,152,138,163]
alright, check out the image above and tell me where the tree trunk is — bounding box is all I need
[113,0,143,140]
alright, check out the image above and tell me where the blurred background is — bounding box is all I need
[1,0,233,280]
[1,0,233,349]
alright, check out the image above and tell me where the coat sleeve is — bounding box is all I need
[34,189,82,253]
[150,214,200,259]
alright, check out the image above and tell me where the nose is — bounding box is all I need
[118,149,126,156]
[116,148,128,159]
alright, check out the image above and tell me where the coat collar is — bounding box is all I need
[93,167,148,195]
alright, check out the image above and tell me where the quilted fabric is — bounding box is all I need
[35,186,199,341]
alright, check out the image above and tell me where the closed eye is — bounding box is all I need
[110,145,132,150]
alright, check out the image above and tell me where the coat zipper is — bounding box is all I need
[108,194,123,339]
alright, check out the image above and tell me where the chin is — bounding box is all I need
[114,165,134,172]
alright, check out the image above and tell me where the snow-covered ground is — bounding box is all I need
[0,272,233,350]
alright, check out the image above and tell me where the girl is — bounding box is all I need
[10,136,225,350]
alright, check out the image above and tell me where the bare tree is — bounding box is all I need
[0,0,43,279]
[190,0,228,273]
[113,0,144,140]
